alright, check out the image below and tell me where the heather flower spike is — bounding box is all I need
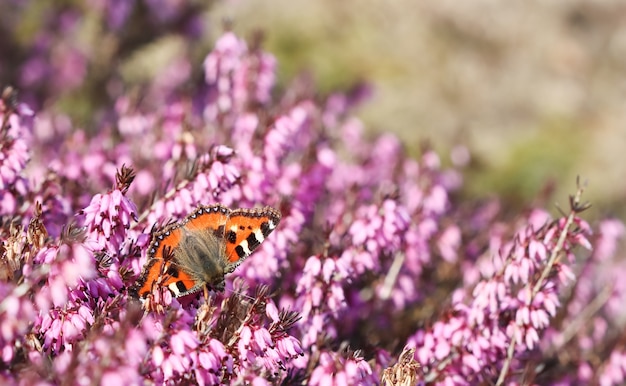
[116,164,136,194]
[0,12,621,384]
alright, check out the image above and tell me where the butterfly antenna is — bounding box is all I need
[224,286,255,302]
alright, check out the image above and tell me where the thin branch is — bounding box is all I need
[380,252,405,300]
[554,283,613,353]
[495,186,584,386]
[532,187,582,298]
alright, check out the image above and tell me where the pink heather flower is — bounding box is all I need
[32,243,97,311]
[40,307,90,353]
[228,298,303,380]
[0,289,37,365]
[191,338,230,385]
[203,32,269,121]
[143,145,243,226]
[28,178,72,239]
[539,217,626,384]
[295,255,349,348]
[595,219,625,261]
[308,351,376,386]
[115,97,157,137]
[252,49,276,104]
[0,94,32,217]
[346,203,405,274]
[32,243,99,353]
[0,16,620,385]
[0,116,29,190]
[437,224,461,263]
[81,188,138,253]
[152,330,199,381]
[599,350,626,386]
[407,210,592,383]
[262,103,314,183]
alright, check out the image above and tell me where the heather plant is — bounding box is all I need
[1,3,626,386]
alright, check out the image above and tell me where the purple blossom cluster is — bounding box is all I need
[1,2,626,385]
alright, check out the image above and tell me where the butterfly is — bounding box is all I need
[130,204,281,299]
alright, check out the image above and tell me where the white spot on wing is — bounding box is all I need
[239,240,252,255]
[168,283,182,296]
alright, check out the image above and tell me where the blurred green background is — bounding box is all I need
[207,0,626,218]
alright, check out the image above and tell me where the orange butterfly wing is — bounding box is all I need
[131,205,231,298]
[223,207,282,264]
[131,205,281,299]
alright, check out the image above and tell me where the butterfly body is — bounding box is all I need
[131,204,281,299]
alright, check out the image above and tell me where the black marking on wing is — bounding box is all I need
[214,225,225,238]
[246,232,261,250]
[226,230,237,244]
[234,245,246,259]
[261,221,271,236]
[167,265,180,278]
[175,281,189,293]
